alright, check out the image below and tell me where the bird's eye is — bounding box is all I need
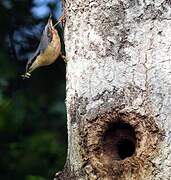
[47,28,52,38]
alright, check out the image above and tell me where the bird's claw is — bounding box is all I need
[61,54,67,63]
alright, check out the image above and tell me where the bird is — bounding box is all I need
[22,16,65,79]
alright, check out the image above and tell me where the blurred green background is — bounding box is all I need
[0,0,67,180]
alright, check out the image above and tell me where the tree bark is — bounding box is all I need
[56,0,171,179]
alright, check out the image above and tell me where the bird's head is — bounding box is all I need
[46,16,58,39]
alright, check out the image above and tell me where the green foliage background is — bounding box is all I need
[0,0,67,179]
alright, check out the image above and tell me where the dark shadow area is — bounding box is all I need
[0,0,67,180]
[102,121,136,160]
[117,138,135,159]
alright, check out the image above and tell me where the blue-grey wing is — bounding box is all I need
[38,23,52,53]
[25,22,52,71]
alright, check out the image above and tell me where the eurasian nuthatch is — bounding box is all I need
[22,16,64,79]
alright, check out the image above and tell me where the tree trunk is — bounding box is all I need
[56,0,171,179]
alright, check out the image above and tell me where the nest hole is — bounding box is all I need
[102,121,136,161]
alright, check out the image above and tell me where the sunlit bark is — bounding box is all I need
[56,0,171,179]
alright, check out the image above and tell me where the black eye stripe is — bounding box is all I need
[47,28,51,36]
[47,28,52,42]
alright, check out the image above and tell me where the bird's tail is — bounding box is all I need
[21,72,31,79]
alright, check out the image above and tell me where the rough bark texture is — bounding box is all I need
[55,0,171,179]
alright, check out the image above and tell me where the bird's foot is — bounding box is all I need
[61,54,67,63]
